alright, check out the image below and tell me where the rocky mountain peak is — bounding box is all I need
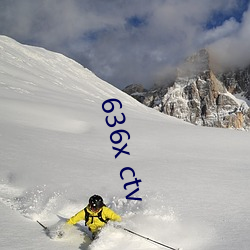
[177,49,210,78]
[123,49,250,130]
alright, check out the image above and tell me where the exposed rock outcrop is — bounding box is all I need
[123,49,250,130]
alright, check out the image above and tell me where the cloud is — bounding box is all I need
[0,0,249,88]
[200,18,240,45]
[209,4,250,69]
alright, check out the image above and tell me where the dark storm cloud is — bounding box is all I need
[0,0,249,89]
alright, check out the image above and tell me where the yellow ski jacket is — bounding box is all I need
[67,206,121,233]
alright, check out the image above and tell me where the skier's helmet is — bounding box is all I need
[89,195,104,211]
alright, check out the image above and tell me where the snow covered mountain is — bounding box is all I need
[0,36,250,250]
[217,65,250,100]
[124,49,250,130]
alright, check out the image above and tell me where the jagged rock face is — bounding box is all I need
[123,84,146,95]
[123,49,250,130]
[217,66,250,99]
[162,73,249,128]
[123,84,147,103]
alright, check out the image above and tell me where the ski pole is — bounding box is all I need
[123,227,180,250]
[37,220,48,231]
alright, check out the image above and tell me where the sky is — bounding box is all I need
[0,0,249,89]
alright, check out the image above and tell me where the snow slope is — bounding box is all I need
[0,36,250,250]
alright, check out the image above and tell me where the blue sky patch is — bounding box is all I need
[126,15,147,28]
[206,0,249,29]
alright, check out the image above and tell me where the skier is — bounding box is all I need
[66,194,121,239]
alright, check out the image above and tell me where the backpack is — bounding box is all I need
[84,206,109,226]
